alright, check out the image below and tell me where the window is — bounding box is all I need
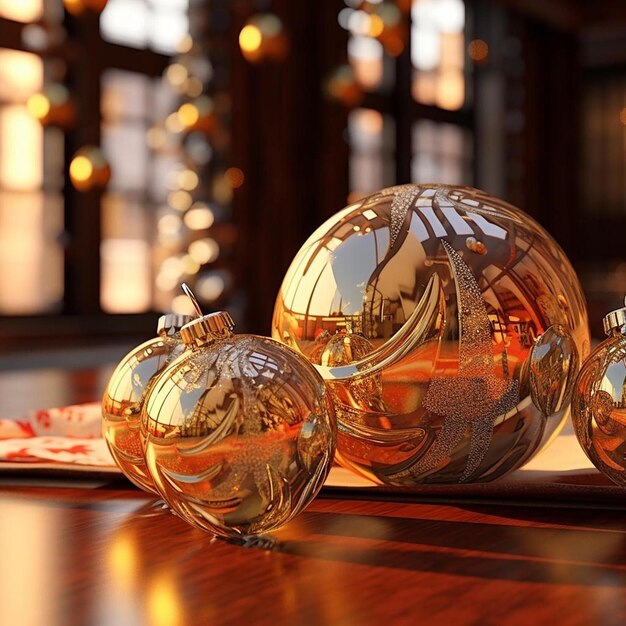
[0,0,237,341]
[100,69,179,313]
[412,119,471,185]
[411,0,465,110]
[0,48,64,315]
[0,0,42,22]
[100,0,189,54]
[342,0,473,200]
[348,108,395,199]
[582,73,626,216]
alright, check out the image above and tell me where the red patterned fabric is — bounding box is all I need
[0,402,114,468]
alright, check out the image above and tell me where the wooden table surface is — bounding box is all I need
[1,367,626,626]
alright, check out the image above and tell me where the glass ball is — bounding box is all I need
[142,334,336,538]
[102,330,187,493]
[272,184,589,484]
[572,321,626,486]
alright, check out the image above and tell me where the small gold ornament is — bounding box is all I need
[142,287,336,538]
[572,298,626,486]
[102,314,193,493]
[273,184,589,485]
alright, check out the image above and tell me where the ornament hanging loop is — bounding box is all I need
[181,283,204,318]
[602,295,626,337]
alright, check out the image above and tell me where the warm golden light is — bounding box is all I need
[0,49,43,103]
[26,93,50,120]
[468,39,489,62]
[26,84,74,127]
[100,238,151,312]
[224,166,245,189]
[0,0,42,22]
[160,256,185,280]
[239,24,263,54]
[212,176,233,204]
[188,238,219,264]
[62,0,108,16]
[0,192,63,314]
[368,15,385,38]
[158,213,182,235]
[436,68,464,110]
[178,169,199,190]
[165,63,188,87]
[165,112,184,133]
[181,254,200,275]
[196,273,225,301]
[356,108,383,135]
[0,105,42,191]
[68,146,111,191]
[62,0,82,13]
[441,32,464,70]
[177,103,199,128]
[177,34,193,54]
[349,36,384,90]
[69,155,93,183]
[177,95,216,133]
[620,108,626,126]
[183,77,203,98]
[107,532,138,587]
[239,14,288,63]
[326,65,363,107]
[183,204,215,230]
[156,271,178,292]
[171,294,197,316]
[167,190,193,211]
[0,497,58,626]
[412,71,436,105]
[146,126,167,150]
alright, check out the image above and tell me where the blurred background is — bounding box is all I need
[0,0,625,366]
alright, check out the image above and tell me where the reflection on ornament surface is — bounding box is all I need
[102,321,190,494]
[272,184,589,484]
[572,303,626,486]
[143,331,335,537]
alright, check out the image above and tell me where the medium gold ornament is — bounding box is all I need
[272,184,589,485]
[102,314,193,493]
[142,298,336,538]
[572,298,626,485]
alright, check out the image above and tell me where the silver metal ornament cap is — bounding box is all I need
[180,311,235,347]
[603,297,626,336]
[157,314,195,337]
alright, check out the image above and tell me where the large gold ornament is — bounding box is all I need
[272,184,589,484]
[142,310,336,538]
[102,314,193,493]
[572,299,626,485]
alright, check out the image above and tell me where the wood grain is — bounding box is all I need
[1,367,626,626]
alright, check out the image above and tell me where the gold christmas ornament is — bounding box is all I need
[273,184,589,485]
[572,298,626,486]
[102,314,193,493]
[143,288,336,538]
